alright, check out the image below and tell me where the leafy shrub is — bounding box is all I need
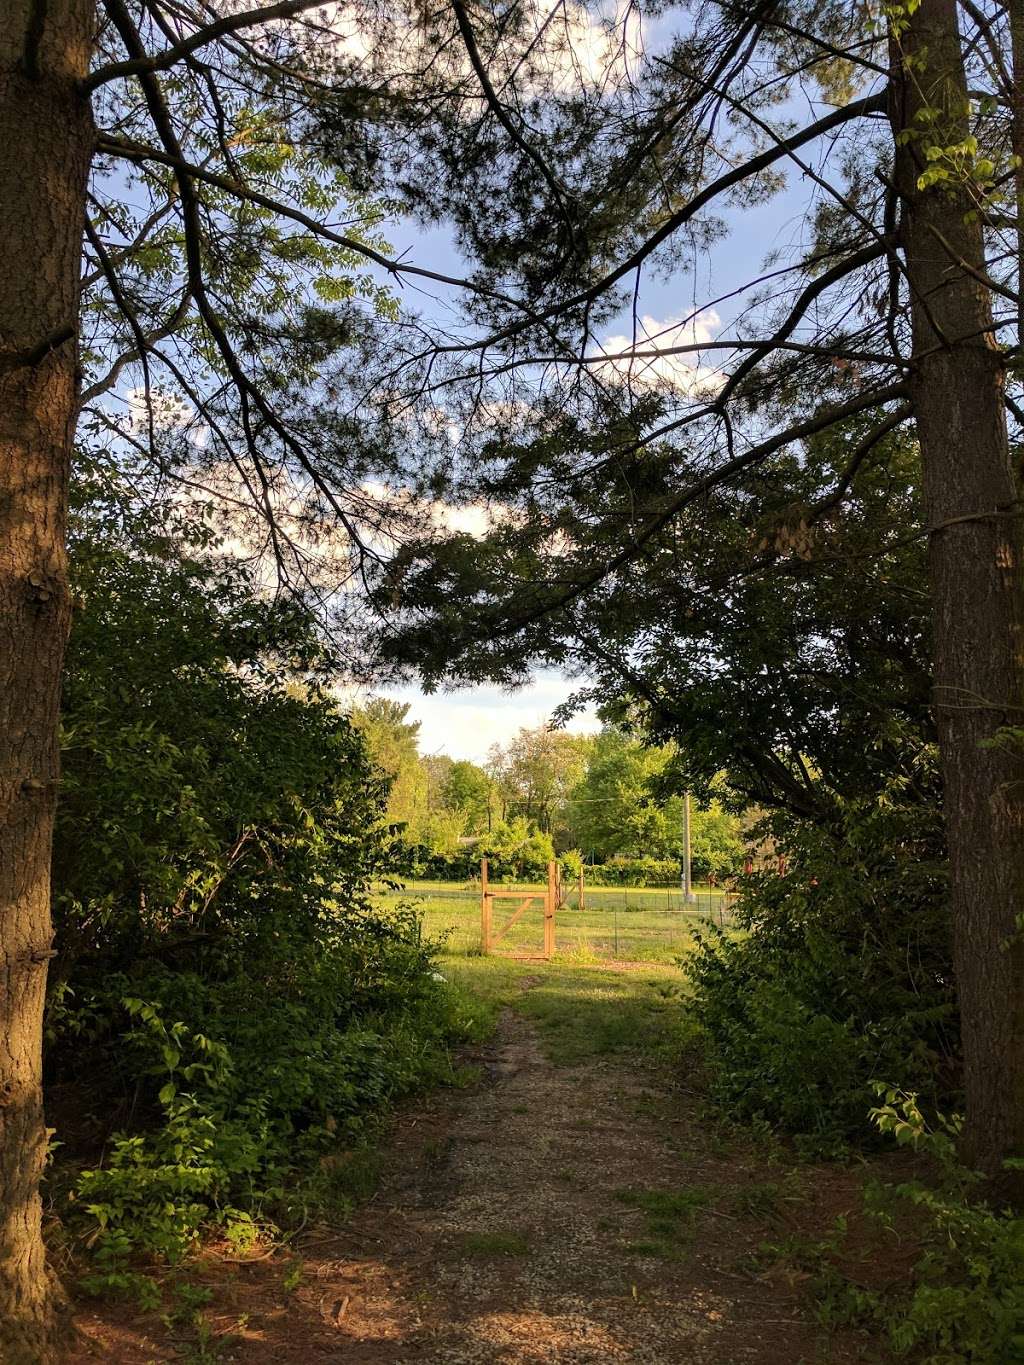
[50,478,471,1277]
[55,481,392,977]
[584,857,682,887]
[685,769,955,1150]
[558,847,583,882]
[813,1090,1024,1363]
[67,934,465,1266]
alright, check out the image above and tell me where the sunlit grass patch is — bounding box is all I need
[434,952,695,1067]
[514,966,695,1065]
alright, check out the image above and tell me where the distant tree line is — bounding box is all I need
[350,701,743,881]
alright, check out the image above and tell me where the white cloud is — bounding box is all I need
[278,0,646,99]
[592,310,725,395]
[523,0,646,95]
[370,673,600,763]
[359,478,511,542]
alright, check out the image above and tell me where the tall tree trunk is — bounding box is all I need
[1009,0,1024,346]
[891,0,1024,1193]
[0,2,93,1357]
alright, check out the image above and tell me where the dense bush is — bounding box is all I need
[685,767,956,1151]
[400,816,558,882]
[54,928,468,1276]
[584,857,682,887]
[49,480,469,1278]
[54,482,390,975]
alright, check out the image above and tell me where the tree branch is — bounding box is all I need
[95,133,538,316]
[449,0,576,246]
[84,0,328,93]
[458,381,911,642]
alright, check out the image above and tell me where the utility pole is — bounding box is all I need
[682,791,697,904]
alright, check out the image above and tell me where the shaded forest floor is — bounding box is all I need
[69,959,910,1364]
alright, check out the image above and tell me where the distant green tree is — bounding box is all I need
[422,753,455,813]
[568,728,671,859]
[568,727,741,872]
[488,727,592,845]
[350,698,429,839]
[688,802,745,881]
[442,760,495,833]
[416,807,468,858]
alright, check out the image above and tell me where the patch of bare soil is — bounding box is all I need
[68,990,896,1364]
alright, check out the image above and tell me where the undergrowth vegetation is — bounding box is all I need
[776,1092,1024,1365]
[47,477,473,1294]
[683,766,1024,1360]
[685,771,954,1155]
[849,1091,1024,1364]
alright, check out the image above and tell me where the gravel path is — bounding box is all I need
[71,983,886,1364]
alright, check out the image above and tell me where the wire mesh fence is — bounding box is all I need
[374,878,738,964]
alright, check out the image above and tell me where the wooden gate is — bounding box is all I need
[480,858,557,959]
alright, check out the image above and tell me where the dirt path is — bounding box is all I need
[71,977,887,1364]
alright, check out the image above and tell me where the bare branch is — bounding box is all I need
[83,0,329,93]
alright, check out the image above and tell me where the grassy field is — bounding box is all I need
[423,950,694,1066]
[374,878,733,965]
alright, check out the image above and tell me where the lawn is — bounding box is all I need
[427,950,695,1066]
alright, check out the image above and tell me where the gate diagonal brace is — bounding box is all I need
[490,895,541,946]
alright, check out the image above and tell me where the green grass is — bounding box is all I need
[433,952,694,1066]
[376,880,728,965]
[613,1186,715,1260]
[389,876,731,905]
[515,965,691,1064]
[458,1230,531,1257]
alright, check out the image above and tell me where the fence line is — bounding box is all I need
[376,877,738,919]
[373,874,740,964]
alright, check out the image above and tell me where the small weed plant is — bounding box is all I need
[613,1185,713,1260]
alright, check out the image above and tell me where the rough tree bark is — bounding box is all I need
[0,1,94,1358]
[891,0,1024,1191]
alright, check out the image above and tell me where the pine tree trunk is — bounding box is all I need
[0,2,93,1357]
[891,0,1024,1192]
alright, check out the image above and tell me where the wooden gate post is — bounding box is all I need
[545,860,557,959]
[578,866,585,912]
[480,857,492,955]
